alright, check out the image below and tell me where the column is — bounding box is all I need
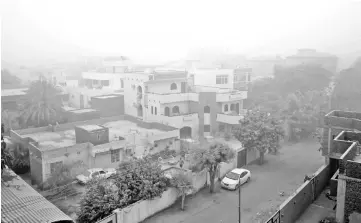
[336,176,346,223]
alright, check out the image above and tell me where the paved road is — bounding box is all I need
[145,140,324,223]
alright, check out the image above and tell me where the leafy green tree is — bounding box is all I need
[233,111,285,165]
[77,158,171,223]
[20,80,63,127]
[170,172,193,210]
[189,142,235,193]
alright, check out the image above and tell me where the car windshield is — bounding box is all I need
[82,170,91,177]
[226,172,240,180]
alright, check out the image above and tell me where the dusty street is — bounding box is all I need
[144,140,324,223]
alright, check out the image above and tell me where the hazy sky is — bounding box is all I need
[1,0,361,65]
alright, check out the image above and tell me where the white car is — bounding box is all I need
[221,168,251,190]
[76,168,117,184]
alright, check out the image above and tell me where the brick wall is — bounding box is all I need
[345,180,361,223]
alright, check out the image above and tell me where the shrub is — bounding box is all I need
[77,158,171,223]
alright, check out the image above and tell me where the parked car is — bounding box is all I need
[221,168,251,190]
[76,168,117,184]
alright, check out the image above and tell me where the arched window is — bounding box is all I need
[204,106,210,113]
[155,107,157,115]
[170,83,177,90]
[224,104,228,112]
[164,107,170,116]
[172,106,180,114]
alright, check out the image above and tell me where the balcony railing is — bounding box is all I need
[216,91,248,102]
[159,113,198,128]
[216,111,246,125]
[146,92,199,104]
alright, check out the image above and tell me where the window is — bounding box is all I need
[240,172,247,178]
[151,106,154,114]
[230,104,235,111]
[224,104,228,112]
[204,125,211,132]
[101,80,110,86]
[50,161,63,174]
[204,106,210,113]
[99,170,106,175]
[111,149,120,163]
[216,75,228,84]
[155,107,157,115]
[170,83,177,90]
[120,79,124,88]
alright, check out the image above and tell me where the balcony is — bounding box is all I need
[324,110,361,131]
[233,81,249,91]
[159,113,198,128]
[146,92,199,104]
[217,111,246,125]
[216,91,248,102]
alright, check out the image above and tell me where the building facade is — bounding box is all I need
[285,49,338,73]
[10,115,180,185]
[123,68,250,141]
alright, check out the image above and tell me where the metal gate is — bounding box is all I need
[237,149,247,168]
[265,210,281,223]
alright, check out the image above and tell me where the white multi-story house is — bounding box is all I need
[68,56,130,108]
[123,67,250,140]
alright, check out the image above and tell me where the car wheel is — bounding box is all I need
[246,177,250,183]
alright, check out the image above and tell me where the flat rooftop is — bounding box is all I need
[1,88,28,97]
[69,108,98,114]
[93,95,122,99]
[22,120,167,151]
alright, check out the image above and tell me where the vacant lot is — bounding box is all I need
[144,139,324,223]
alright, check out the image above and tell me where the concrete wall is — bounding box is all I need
[114,188,179,223]
[123,73,149,119]
[91,95,125,117]
[91,149,125,169]
[147,80,185,94]
[266,164,330,223]
[198,92,218,139]
[194,69,235,89]
[75,126,109,145]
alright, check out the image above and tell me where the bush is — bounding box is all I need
[77,158,171,223]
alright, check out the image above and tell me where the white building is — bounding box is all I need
[123,67,250,140]
[67,56,130,108]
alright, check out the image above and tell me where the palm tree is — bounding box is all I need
[20,79,63,127]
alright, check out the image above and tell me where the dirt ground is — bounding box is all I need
[144,139,324,223]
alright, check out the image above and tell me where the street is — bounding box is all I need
[144,140,324,223]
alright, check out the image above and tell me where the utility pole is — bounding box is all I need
[238,183,241,223]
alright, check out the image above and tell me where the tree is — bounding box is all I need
[1,124,13,170]
[1,69,23,89]
[332,58,361,112]
[20,80,63,127]
[233,111,285,165]
[77,158,171,223]
[170,172,193,210]
[273,64,332,96]
[1,124,17,183]
[77,178,119,223]
[189,142,235,193]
